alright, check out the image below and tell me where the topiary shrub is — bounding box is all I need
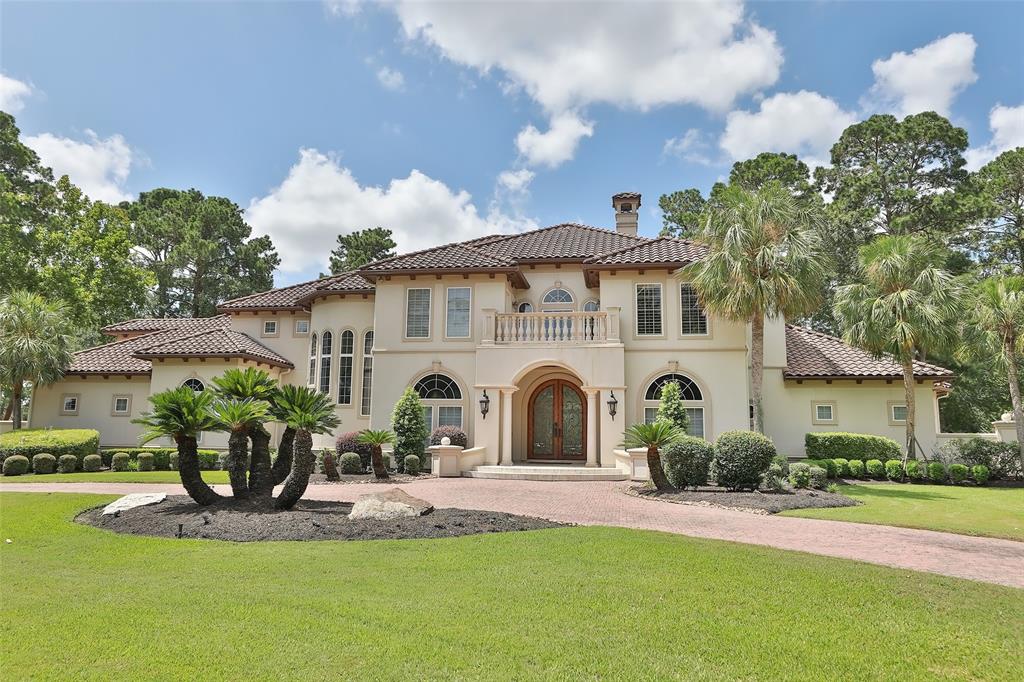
[804,432,900,462]
[832,458,850,477]
[57,454,78,474]
[948,463,969,484]
[762,461,786,492]
[847,459,865,478]
[655,381,690,433]
[335,431,374,472]
[1,428,100,468]
[340,452,362,475]
[711,431,776,491]
[808,466,828,490]
[788,462,811,489]
[32,453,57,474]
[404,454,420,476]
[137,452,155,472]
[111,452,130,472]
[865,459,885,479]
[805,458,838,478]
[429,425,468,448]
[972,464,990,485]
[884,459,903,482]
[928,461,946,483]
[905,459,923,481]
[82,454,102,472]
[2,455,29,476]
[392,387,428,473]
[662,436,714,489]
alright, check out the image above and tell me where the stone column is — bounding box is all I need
[606,306,621,342]
[481,308,496,345]
[501,388,516,466]
[585,388,599,467]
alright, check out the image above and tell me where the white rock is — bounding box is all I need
[348,488,434,521]
[441,436,451,446]
[102,493,167,515]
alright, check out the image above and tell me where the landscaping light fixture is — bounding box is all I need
[480,390,490,419]
[607,391,618,420]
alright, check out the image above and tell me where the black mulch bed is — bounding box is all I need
[76,496,566,542]
[629,485,860,514]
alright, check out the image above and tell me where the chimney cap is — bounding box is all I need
[612,192,641,207]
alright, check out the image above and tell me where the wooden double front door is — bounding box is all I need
[527,379,586,460]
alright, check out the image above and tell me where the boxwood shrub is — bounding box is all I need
[57,454,78,474]
[928,461,946,483]
[32,453,57,474]
[712,430,776,491]
[2,455,30,476]
[0,429,99,466]
[804,432,900,462]
[972,464,990,485]
[788,462,811,489]
[940,437,1020,480]
[339,452,362,475]
[430,426,468,448]
[404,454,421,476]
[82,454,102,472]
[335,431,374,472]
[762,461,786,492]
[832,458,850,477]
[110,452,130,472]
[884,459,903,481]
[948,463,969,484]
[865,459,885,479]
[100,448,220,470]
[137,452,155,472]
[905,459,923,481]
[662,436,714,489]
[808,466,828,490]
[847,459,865,478]
[804,458,837,478]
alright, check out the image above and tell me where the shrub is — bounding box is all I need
[100,448,217,471]
[335,431,374,472]
[809,466,828,490]
[197,451,219,470]
[2,455,29,476]
[972,464,990,485]
[711,431,776,491]
[404,454,421,476]
[884,459,903,481]
[788,462,811,489]
[391,387,428,473]
[655,381,689,433]
[82,454,102,472]
[928,461,946,483]
[57,454,78,474]
[805,458,837,478]
[847,459,865,478]
[137,452,155,472]
[32,453,57,474]
[865,459,885,479]
[429,426,468,448]
[804,432,900,462]
[905,459,923,481]
[662,436,714,489]
[762,461,786,492]
[832,458,850,477]
[169,452,178,470]
[948,463,969,484]
[772,454,790,475]
[826,482,840,494]
[0,428,100,467]
[111,452,130,472]
[322,450,340,481]
[939,438,1020,480]
[339,452,362,475]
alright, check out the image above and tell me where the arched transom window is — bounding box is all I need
[542,288,573,305]
[414,373,463,436]
[643,373,705,438]
[181,378,205,393]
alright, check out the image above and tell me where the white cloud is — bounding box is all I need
[866,33,977,117]
[246,148,535,273]
[324,0,361,17]
[0,73,33,113]
[515,112,594,168]
[965,103,1024,170]
[376,66,405,91]
[662,128,715,165]
[25,130,134,203]
[496,168,535,194]
[720,90,857,168]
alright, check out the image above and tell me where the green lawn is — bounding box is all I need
[782,483,1024,541]
[2,493,1022,680]
[0,470,230,484]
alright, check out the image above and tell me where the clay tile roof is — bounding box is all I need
[361,242,518,272]
[784,325,953,380]
[475,223,645,261]
[612,191,641,202]
[101,315,230,334]
[217,278,327,312]
[584,236,707,266]
[66,328,197,375]
[294,271,376,306]
[133,328,294,369]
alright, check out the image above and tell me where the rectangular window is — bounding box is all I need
[645,406,704,439]
[112,395,131,416]
[360,331,373,416]
[635,283,663,336]
[319,332,333,395]
[262,320,278,336]
[445,287,472,338]
[438,406,463,428]
[679,284,708,335]
[813,403,836,424]
[294,319,310,335]
[891,404,908,423]
[406,288,431,338]
[337,331,354,405]
[422,405,433,449]
[61,395,79,415]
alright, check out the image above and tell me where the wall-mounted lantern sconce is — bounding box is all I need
[607,390,618,420]
[479,390,490,419]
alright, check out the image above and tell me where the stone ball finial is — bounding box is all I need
[441,436,451,446]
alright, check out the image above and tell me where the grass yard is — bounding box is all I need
[2,493,1022,680]
[0,470,230,484]
[781,482,1024,541]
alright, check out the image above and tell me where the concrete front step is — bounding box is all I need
[463,465,628,481]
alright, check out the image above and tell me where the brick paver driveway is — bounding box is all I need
[4,478,1022,588]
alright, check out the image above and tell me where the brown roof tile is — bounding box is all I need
[67,329,197,375]
[784,325,953,380]
[102,315,230,334]
[361,242,518,272]
[133,328,293,369]
[584,236,707,266]
[475,223,645,261]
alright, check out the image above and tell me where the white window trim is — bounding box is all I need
[679,283,710,337]
[541,286,575,307]
[812,401,836,425]
[61,394,80,416]
[889,402,908,425]
[445,286,473,339]
[583,299,600,313]
[111,394,132,417]
[405,287,432,339]
[360,330,373,417]
[261,319,279,337]
[634,282,664,337]
[319,330,333,396]
[181,378,206,393]
[294,319,310,335]
[337,329,355,406]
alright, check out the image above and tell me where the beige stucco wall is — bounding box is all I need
[228,311,312,388]
[29,376,149,448]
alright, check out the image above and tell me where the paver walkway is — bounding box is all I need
[4,478,1022,588]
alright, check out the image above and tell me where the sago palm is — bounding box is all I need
[209,397,271,500]
[267,384,306,486]
[835,235,964,458]
[681,182,826,432]
[357,429,396,480]
[275,386,341,510]
[621,421,682,491]
[134,387,223,505]
[212,367,279,497]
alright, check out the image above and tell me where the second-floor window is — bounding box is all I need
[319,331,332,395]
[308,333,317,386]
[680,284,708,335]
[337,330,354,405]
[360,331,373,416]
[635,283,663,336]
[406,288,431,338]
[446,287,471,338]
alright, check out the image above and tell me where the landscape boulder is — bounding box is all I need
[102,493,167,515]
[348,488,433,520]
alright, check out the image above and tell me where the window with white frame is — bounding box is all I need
[308,333,317,386]
[635,283,663,335]
[414,373,463,437]
[319,331,333,395]
[337,330,354,405]
[642,373,704,438]
[262,320,278,336]
[583,299,600,312]
[112,395,131,416]
[406,288,431,338]
[360,331,373,416]
[182,378,205,393]
[446,287,471,338]
[679,284,708,335]
[813,402,836,424]
[891,403,908,423]
[61,394,79,415]
[542,288,573,305]
[516,301,534,313]
[294,319,310,335]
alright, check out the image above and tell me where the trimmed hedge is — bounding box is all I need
[972,464,990,485]
[832,458,850,477]
[712,430,776,491]
[789,462,811,488]
[928,461,946,483]
[1,429,99,466]
[137,452,155,472]
[430,426,468,448]
[339,452,362,475]
[949,463,969,485]
[57,454,78,474]
[865,459,885,479]
[905,459,923,481]
[404,454,421,476]
[804,458,837,478]
[805,432,900,462]
[32,453,57,474]
[662,436,714,490]
[808,466,828,490]
[82,454,102,472]
[847,459,865,478]
[110,452,130,472]
[2,455,29,476]
[885,459,903,481]
[100,448,220,471]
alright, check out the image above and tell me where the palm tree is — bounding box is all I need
[134,387,223,505]
[681,182,826,432]
[0,291,74,429]
[357,429,396,480]
[835,235,964,458]
[212,368,278,497]
[209,397,271,500]
[275,386,341,510]
[268,384,305,486]
[621,421,682,491]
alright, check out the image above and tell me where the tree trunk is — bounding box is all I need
[750,313,765,433]
[275,429,314,510]
[1004,341,1024,476]
[901,357,917,462]
[176,435,222,506]
[11,382,22,430]
[2,397,12,420]
[248,425,274,498]
[371,444,389,480]
[270,426,295,485]
[647,446,672,491]
[226,428,250,499]
[323,450,340,481]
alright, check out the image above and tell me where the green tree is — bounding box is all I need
[655,381,689,434]
[357,429,396,480]
[211,367,279,498]
[273,386,341,509]
[729,152,814,199]
[0,291,74,429]
[682,182,827,432]
[621,421,682,491]
[391,387,427,472]
[969,148,1024,273]
[209,398,271,499]
[834,235,965,457]
[329,227,397,273]
[659,188,707,239]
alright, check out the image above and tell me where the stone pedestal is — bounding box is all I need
[429,444,464,477]
[993,418,1019,443]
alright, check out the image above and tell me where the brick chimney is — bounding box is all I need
[612,192,640,237]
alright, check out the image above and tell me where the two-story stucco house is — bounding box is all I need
[28,193,954,478]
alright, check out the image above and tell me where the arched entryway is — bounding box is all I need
[527,378,586,461]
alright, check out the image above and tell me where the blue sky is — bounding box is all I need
[3,1,1022,285]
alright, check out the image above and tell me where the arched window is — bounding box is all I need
[516,301,534,313]
[414,374,462,399]
[542,288,573,305]
[308,333,317,386]
[414,373,463,435]
[319,331,333,395]
[360,331,373,416]
[337,330,354,405]
[181,378,205,393]
[643,373,705,438]
[583,299,600,312]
